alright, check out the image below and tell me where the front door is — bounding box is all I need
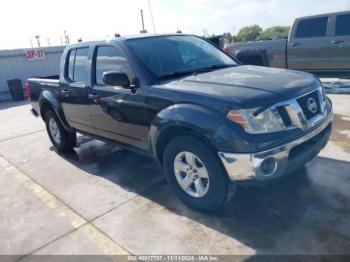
[329,13,350,70]
[60,47,94,133]
[89,45,149,150]
[287,16,330,70]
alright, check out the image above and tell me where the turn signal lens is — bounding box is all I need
[25,82,31,101]
[227,110,248,128]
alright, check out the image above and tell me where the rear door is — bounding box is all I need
[287,16,330,70]
[329,13,350,70]
[60,47,94,133]
[89,44,149,150]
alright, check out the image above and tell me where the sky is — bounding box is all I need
[1,0,350,50]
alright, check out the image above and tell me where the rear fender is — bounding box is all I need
[39,90,72,131]
[234,49,269,66]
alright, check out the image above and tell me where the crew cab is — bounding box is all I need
[27,34,333,212]
[225,11,350,78]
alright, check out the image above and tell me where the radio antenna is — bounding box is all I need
[148,0,157,34]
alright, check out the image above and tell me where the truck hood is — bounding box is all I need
[162,65,320,108]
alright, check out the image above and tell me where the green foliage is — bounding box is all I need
[235,25,291,42]
[256,26,291,41]
[236,25,263,42]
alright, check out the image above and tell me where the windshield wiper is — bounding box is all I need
[197,64,237,71]
[158,64,237,80]
[158,70,198,80]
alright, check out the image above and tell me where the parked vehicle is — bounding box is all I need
[225,11,350,78]
[27,34,333,211]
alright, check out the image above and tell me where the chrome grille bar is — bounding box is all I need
[271,87,326,131]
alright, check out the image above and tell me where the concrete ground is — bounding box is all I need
[0,95,350,258]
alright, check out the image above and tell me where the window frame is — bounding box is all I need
[335,14,350,36]
[92,44,134,87]
[73,47,89,84]
[65,49,76,82]
[294,16,329,39]
[125,35,238,80]
[64,46,89,84]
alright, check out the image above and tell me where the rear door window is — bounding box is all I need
[335,14,350,36]
[73,48,89,83]
[66,47,89,83]
[67,49,76,81]
[295,17,328,38]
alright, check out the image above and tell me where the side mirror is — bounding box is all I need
[103,72,130,87]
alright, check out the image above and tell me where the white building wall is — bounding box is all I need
[0,46,65,100]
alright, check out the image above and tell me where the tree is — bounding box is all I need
[256,26,291,41]
[236,25,263,42]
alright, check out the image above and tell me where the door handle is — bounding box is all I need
[289,43,301,47]
[331,40,344,45]
[61,89,70,96]
[88,93,99,101]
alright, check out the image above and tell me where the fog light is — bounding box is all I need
[260,157,277,176]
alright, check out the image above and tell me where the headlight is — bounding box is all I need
[227,108,283,134]
[316,78,326,102]
[319,85,326,102]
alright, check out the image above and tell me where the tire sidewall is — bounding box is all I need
[45,110,69,152]
[163,135,230,212]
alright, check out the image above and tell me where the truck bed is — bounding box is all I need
[27,76,60,117]
[227,39,287,68]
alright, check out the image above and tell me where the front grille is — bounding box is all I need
[276,106,292,127]
[297,91,321,120]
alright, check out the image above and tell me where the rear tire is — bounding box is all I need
[163,135,236,212]
[45,110,76,152]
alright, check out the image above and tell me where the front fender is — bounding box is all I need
[39,90,71,131]
[149,104,250,159]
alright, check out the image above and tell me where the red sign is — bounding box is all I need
[26,49,45,61]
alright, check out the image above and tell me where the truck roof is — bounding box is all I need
[67,33,193,48]
[297,10,350,20]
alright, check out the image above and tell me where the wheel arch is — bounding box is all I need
[155,125,218,164]
[39,91,72,131]
[149,104,228,164]
[234,48,269,66]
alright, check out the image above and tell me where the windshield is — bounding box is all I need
[126,35,238,79]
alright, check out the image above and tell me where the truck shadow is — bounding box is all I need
[52,135,350,254]
[0,100,28,110]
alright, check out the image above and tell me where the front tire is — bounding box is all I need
[45,110,76,152]
[163,135,236,212]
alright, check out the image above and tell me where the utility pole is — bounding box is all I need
[140,9,147,33]
[47,38,51,47]
[203,29,208,37]
[29,39,33,48]
[35,35,41,47]
[60,37,63,46]
[232,25,236,36]
[64,30,70,45]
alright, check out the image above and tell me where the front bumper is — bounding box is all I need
[218,110,333,184]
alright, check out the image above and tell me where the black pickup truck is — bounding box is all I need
[27,34,333,211]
